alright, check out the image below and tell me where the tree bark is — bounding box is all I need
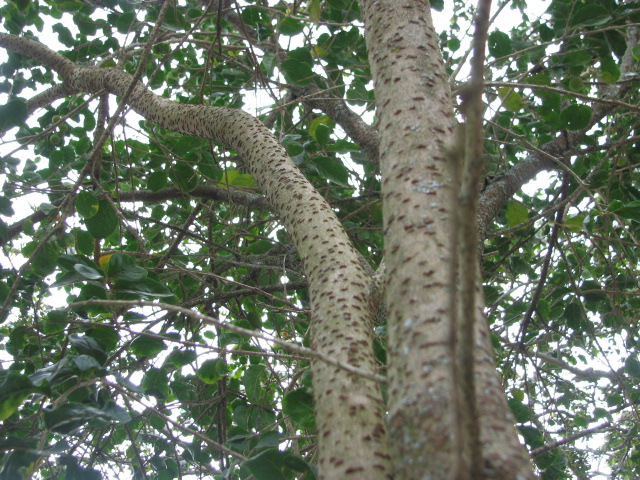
[359,1,536,478]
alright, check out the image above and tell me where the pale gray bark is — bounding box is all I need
[359,1,535,478]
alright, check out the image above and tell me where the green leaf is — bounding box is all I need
[52,23,75,46]
[556,50,592,68]
[245,239,274,254]
[24,241,58,277]
[75,14,98,36]
[505,200,528,227]
[113,265,147,282]
[283,389,315,429]
[147,171,167,192]
[0,99,28,132]
[241,6,269,27]
[142,367,170,399]
[508,398,531,423]
[0,196,14,216]
[281,48,314,86]
[114,277,174,298]
[625,357,640,378]
[116,11,136,33]
[309,115,333,143]
[104,253,136,276]
[69,334,107,364]
[314,123,332,145]
[44,402,129,435]
[50,270,87,288]
[75,229,94,256]
[281,58,314,85]
[0,372,38,421]
[73,263,103,280]
[100,400,131,423]
[29,359,75,388]
[568,77,583,92]
[519,425,544,448]
[559,104,591,131]
[327,0,350,8]
[611,200,640,223]
[488,30,511,59]
[311,155,350,187]
[564,303,583,330]
[538,24,554,42]
[10,0,31,11]
[347,81,369,106]
[59,456,102,480]
[7,325,31,356]
[71,354,102,373]
[0,219,8,244]
[430,0,444,11]
[243,364,267,405]
[574,415,589,428]
[76,191,99,218]
[278,17,304,36]
[447,37,461,52]
[44,309,68,334]
[570,5,611,28]
[172,162,198,192]
[130,335,166,357]
[149,413,166,430]
[511,389,525,402]
[166,349,197,368]
[599,55,620,85]
[196,358,228,384]
[84,198,118,239]
[242,449,313,480]
[73,283,109,316]
[86,325,120,352]
[22,219,36,237]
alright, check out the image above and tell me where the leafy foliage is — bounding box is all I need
[0,0,639,479]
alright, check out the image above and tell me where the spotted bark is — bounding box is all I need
[0,32,390,480]
[359,1,536,479]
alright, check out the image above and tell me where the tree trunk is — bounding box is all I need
[360,1,536,478]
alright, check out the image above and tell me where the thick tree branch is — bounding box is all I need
[0,32,390,479]
[360,1,535,478]
[25,84,78,115]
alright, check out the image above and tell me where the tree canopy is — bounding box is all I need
[0,0,639,479]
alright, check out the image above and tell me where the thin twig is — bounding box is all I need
[69,299,385,383]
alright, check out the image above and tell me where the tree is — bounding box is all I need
[0,0,638,478]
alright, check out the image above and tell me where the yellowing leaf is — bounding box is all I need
[309,0,321,23]
[99,253,113,272]
[505,200,529,227]
[221,170,255,187]
[498,87,524,112]
[564,215,585,233]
